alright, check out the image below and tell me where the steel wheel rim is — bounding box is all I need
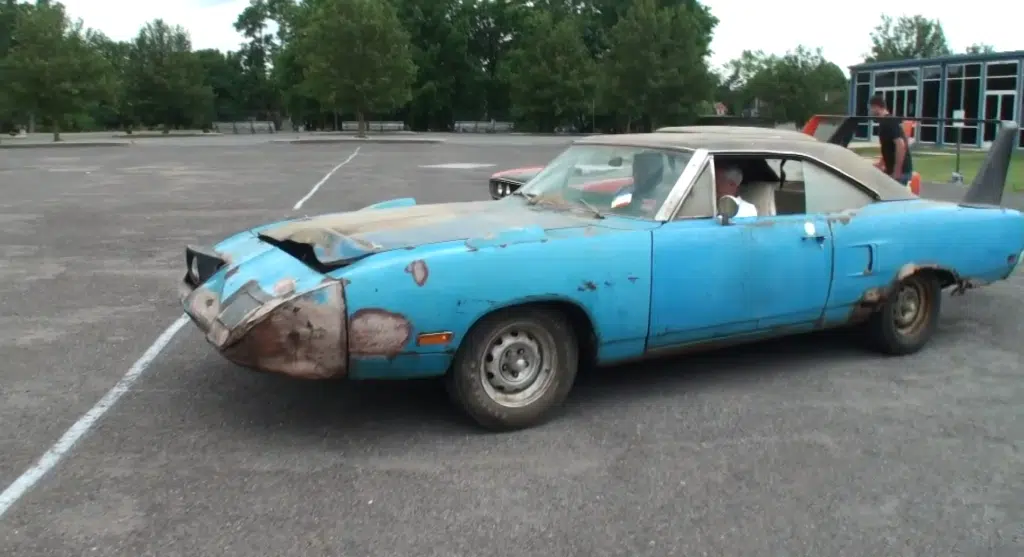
[892,281,929,335]
[479,324,556,408]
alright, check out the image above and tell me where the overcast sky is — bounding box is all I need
[59,0,1022,72]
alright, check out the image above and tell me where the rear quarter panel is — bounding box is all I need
[822,199,1024,324]
[335,226,655,379]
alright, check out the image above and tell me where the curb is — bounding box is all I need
[308,131,418,136]
[273,137,446,145]
[111,132,223,138]
[0,141,132,149]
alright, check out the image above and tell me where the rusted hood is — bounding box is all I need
[255,200,596,264]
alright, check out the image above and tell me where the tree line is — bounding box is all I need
[0,0,981,140]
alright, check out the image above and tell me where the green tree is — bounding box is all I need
[125,19,213,132]
[234,0,280,122]
[743,46,847,127]
[392,0,482,129]
[292,0,416,136]
[0,0,115,140]
[965,43,995,54]
[602,0,718,131]
[500,11,595,132]
[86,31,131,130]
[866,15,951,62]
[467,0,531,121]
[195,48,247,122]
[0,0,26,131]
[713,49,769,115]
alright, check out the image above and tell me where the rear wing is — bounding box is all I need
[804,115,1018,205]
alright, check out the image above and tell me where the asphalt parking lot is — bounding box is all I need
[1,135,1022,556]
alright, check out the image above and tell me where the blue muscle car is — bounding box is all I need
[180,122,1023,431]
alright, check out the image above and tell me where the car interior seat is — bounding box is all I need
[738,181,777,216]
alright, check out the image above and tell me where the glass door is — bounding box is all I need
[984,91,1017,142]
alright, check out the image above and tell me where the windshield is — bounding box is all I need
[517,144,692,220]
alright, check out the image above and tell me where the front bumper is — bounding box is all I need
[180,247,349,380]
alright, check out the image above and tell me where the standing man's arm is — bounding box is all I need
[874,120,892,170]
[891,134,907,179]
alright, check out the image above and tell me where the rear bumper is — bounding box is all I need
[180,257,349,380]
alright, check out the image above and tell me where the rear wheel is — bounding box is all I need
[864,272,942,355]
[446,307,578,431]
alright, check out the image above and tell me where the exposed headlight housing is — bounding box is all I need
[184,245,226,286]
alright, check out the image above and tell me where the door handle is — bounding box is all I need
[801,221,825,244]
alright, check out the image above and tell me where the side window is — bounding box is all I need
[673,161,715,219]
[802,161,874,213]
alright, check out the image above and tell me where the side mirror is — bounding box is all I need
[717,195,740,225]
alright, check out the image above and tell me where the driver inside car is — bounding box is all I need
[714,164,758,218]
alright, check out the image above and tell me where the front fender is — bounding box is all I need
[334,226,655,377]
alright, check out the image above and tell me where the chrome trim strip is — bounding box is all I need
[655,148,710,222]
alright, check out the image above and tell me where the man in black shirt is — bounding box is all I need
[869,93,913,186]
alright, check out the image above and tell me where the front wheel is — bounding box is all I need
[446,307,578,431]
[864,272,942,355]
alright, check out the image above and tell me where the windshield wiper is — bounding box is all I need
[577,198,605,219]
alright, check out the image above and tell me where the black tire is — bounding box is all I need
[864,272,942,355]
[445,306,579,431]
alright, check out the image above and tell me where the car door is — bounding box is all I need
[742,212,835,330]
[648,152,760,349]
[647,152,835,350]
[736,156,835,330]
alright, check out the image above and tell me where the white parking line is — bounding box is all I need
[0,314,190,518]
[293,147,361,210]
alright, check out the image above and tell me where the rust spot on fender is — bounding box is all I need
[220,281,348,380]
[578,280,598,291]
[897,262,941,281]
[848,286,888,324]
[349,309,412,358]
[847,262,951,324]
[627,276,638,283]
[404,259,429,286]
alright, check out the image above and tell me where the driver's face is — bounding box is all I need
[715,172,738,197]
